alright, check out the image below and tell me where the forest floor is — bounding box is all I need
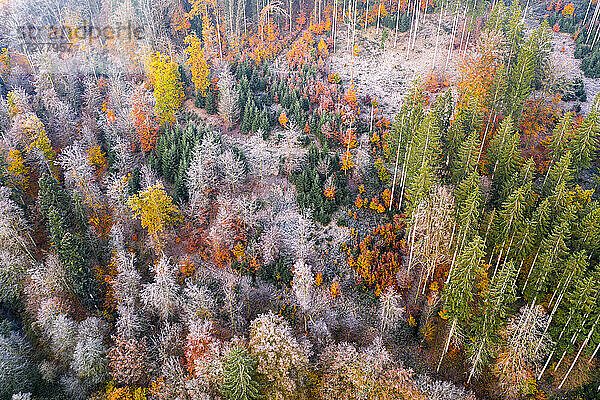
[524,3,600,113]
[548,30,600,113]
[330,6,600,116]
[329,13,462,116]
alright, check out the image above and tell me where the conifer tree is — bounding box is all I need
[491,183,532,273]
[467,260,519,382]
[524,219,571,301]
[451,131,482,184]
[221,346,261,400]
[486,116,522,202]
[438,235,486,371]
[543,112,574,186]
[443,104,482,175]
[568,97,599,171]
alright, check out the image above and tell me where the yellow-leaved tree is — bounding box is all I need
[127,183,181,248]
[6,148,30,193]
[184,34,210,97]
[149,52,184,126]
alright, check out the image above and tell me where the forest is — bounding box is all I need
[1,0,600,398]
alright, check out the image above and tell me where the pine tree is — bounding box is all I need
[221,346,261,400]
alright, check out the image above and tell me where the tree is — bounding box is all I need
[568,97,599,170]
[0,187,33,303]
[0,330,35,399]
[467,260,519,382]
[108,335,152,387]
[187,132,222,215]
[221,346,261,400]
[319,338,418,399]
[218,68,239,127]
[221,149,247,192]
[127,183,181,247]
[249,312,309,398]
[486,116,522,201]
[59,142,102,208]
[206,81,219,114]
[149,52,184,126]
[5,149,30,193]
[379,287,404,332]
[141,257,181,321]
[438,235,486,372]
[493,305,551,399]
[292,259,313,312]
[185,34,211,97]
[131,86,159,152]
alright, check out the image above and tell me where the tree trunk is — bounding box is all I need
[437,318,457,372]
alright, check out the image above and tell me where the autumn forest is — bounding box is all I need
[0,0,600,398]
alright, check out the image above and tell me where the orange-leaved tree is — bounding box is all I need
[131,86,159,152]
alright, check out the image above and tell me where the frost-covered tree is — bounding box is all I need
[415,374,475,400]
[58,142,102,207]
[107,334,152,386]
[249,312,310,399]
[185,320,229,397]
[0,187,33,303]
[187,132,222,215]
[218,67,239,127]
[141,257,181,321]
[292,259,313,312]
[221,149,247,193]
[379,287,404,332]
[320,337,393,399]
[493,305,551,399]
[183,281,218,322]
[11,393,32,400]
[112,251,144,337]
[0,330,35,399]
[70,317,107,387]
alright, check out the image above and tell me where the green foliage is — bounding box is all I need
[569,99,600,170]
[221,346,261,400]
[292,144,349,225]
[38,174,98,304]
[443,235,486,324]
[150,121,212,201]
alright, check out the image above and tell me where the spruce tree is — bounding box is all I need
[524,219,571,301]
[221,346,261,400]
[569,98,599,170]
[486,116,522,202]
[467,260,519,382]
[438,235,486,372]
[451,131,482,184]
